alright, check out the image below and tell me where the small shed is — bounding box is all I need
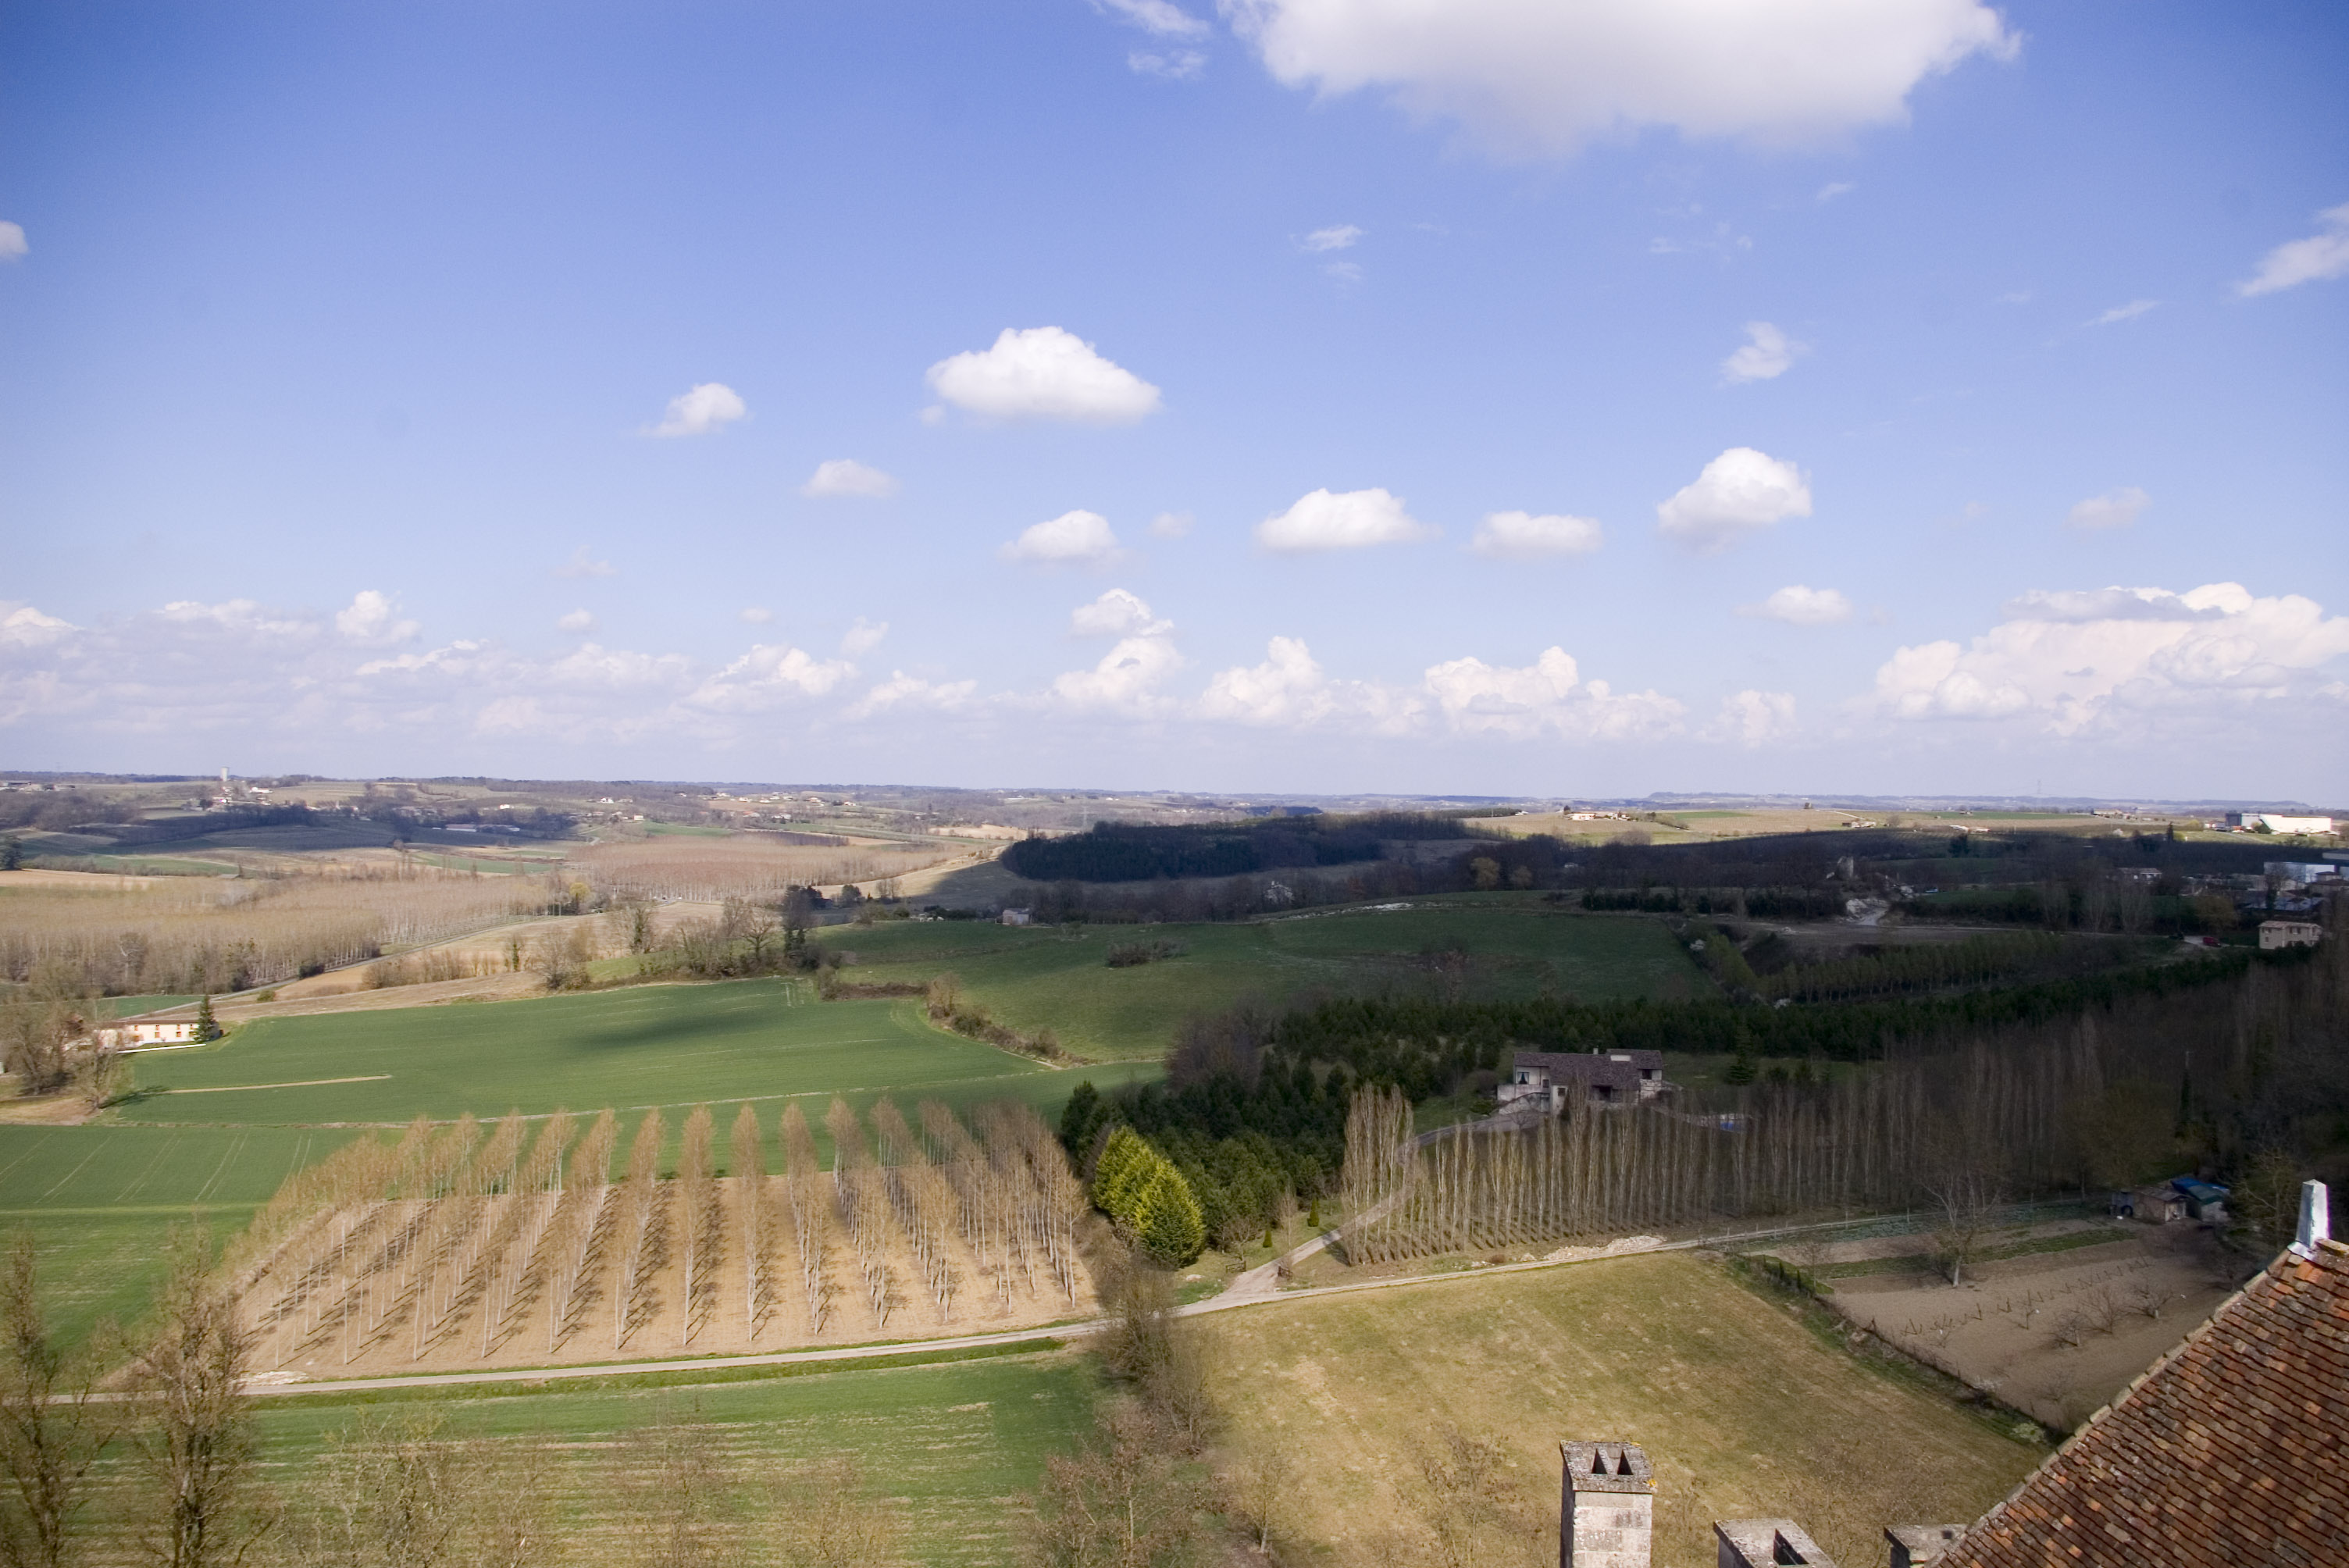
[2128,1185,2187,1224]
[2173,1178,2230,1222]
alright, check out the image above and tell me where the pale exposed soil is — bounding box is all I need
[0,868,164,888]
[1818,1224,2245,1431]
[246,1174,1095,1381]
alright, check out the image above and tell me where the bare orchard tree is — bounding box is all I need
[768,1456,906,1568]
[1924,1166,2008,1287]
[0,1234,118,1568]
[121,1228,275,1568]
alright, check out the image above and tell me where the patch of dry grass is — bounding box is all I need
[573,836,954,900]
[1198,1253,2040,1568]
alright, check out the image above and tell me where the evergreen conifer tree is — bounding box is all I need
[194,996,220,1043]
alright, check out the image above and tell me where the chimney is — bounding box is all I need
[1884,1524,1966,1567]
[2291,1180,2331,1258]
[1559,1441,1653,1568]
[1713,1519,1837,1568]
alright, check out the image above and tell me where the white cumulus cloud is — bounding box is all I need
[2237,203,2349,297]
[0,223,24,262]
[1742,585,1852,625]
[1656,447,1812,553]
[1303,224,1363,251]
[2067,487,2149,530]
[1226,0,2016,159]
[925,327,1162,424]
[1071,590,1169,638]
[555,546,615,579]
[557,608,599,636]
[840,618,889,656]
[0,604,75,649]
[683,644,855,712]
[1720,321,1806,383]
[2088,299,2158,326]
[1195,640,1681,740]
[1256,488,1435,552]
[1001,510,1123,566]
[1148,511,1194,540]
[738,607,773,625]
[1713,690,1798,746]
[1130,50,1207,78]
[1469,511,1603,560]
[1050,627,1186,715]
[333,590,420,646]
[801,459,900,498]
[847,672,978,720]
[1867,581,2349,735]
[646,382,747,438]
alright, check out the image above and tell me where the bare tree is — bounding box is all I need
[1924,1167,2007,1287]
[1225,1446,1293,1557]
[768,1456,905,1568]
[1020,1406,1206,1568]
[614,1409,736,1568]
[122,1227,274,1568]
[0,1234,116,1568]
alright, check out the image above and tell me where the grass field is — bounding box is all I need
[822,900,1708,1060]
[0,1124,342,1342]
[115,979,1133,1127]
[1200,1253,2041,1568]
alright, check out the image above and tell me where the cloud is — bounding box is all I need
[645,382,747,438]
[1050,627,1186,715]
[1303,224,1363,252]
[739,607,773,625]
[2237,202,2349,297]
[1130,50,1207,77]
[840,618,889,656]
[1227,0,2016,159]
[1713,690,1798,746]
[846,672,979,720]
[1867,581,2349,735]
[1656,447,1812,553]
[2087,299,2158,327]
[0,223,23,262]
[1322,260,1364,284]
[1094,0,1207,37]
[2067,487,2149,530]
[683,644,855,713]
[1816,182,1855,203]
[555,546,615,579]
[1469,511,1603,560]
[1195,640,1681,741]
[0,604,74,649]
[925,327,1162,424]
[333,590,420,646]
[1741,585,1852,625]
[1071,590,1169,638]
[1720,321,1806,383]
[557,609,598,636]
[801,459,900,498]
[1256,487,1435,552]
[1148,511,1194,539]
[1001,510,1122,566]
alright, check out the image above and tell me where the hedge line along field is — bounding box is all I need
[821,899,1709,1060]
[247,1350,1097,1567]
[0,1124,335,1342]
[117,979,1142,1127]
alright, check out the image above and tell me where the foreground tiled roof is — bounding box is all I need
[1942,1238,2348,1567]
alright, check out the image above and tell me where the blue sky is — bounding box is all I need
[2,1,2344,800]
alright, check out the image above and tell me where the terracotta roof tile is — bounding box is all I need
[1942,1239,2349,1568]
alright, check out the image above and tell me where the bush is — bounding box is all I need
[1090,1128,1206,1266]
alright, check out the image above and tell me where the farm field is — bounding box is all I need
[116,982,1092,1127]
[1200,1252,2041,1568]
[0,1124,340,1342]
[821,900,1709,1060]
[241,1351,1098,1566]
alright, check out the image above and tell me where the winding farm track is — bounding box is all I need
[235,1209,1928,1398]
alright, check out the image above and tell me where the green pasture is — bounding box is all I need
[250,1352,1095,1566]
[0,1124,342,1342]
[822,900,1708,1060]
[101,994,200,1017]
[118,979,1145,1128]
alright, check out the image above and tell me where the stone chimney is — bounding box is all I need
[1713,1519,1836,1568]
[2291,1179,2330,1258]
[1559,1441,1653,1568]
[1884,1523,1967,1567]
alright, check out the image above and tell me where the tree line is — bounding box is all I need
[1001,812,1480,884]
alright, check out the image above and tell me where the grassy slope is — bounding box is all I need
[251,1352,1096,1566]
[824,900,1707,1061]
[1201,1253,2038,1568]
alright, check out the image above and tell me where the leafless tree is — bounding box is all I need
[1924,1167,2007,1287]
[121,1227,276,1568]
[613,1409,736,1568]
[0,1234,116,1568]
[1019,1406,1207,1568]
[767,1456,905,1568]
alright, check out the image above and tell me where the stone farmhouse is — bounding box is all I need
[92,1019,200,1049]
[1558,1181,2346,1567]
[1499,1049,1666,1114]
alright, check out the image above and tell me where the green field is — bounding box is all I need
[822,899,1708,1060]
[0,1124,340,1342]
[115,979,1146,1128]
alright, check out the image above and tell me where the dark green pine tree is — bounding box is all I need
[194,995,221,1042]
